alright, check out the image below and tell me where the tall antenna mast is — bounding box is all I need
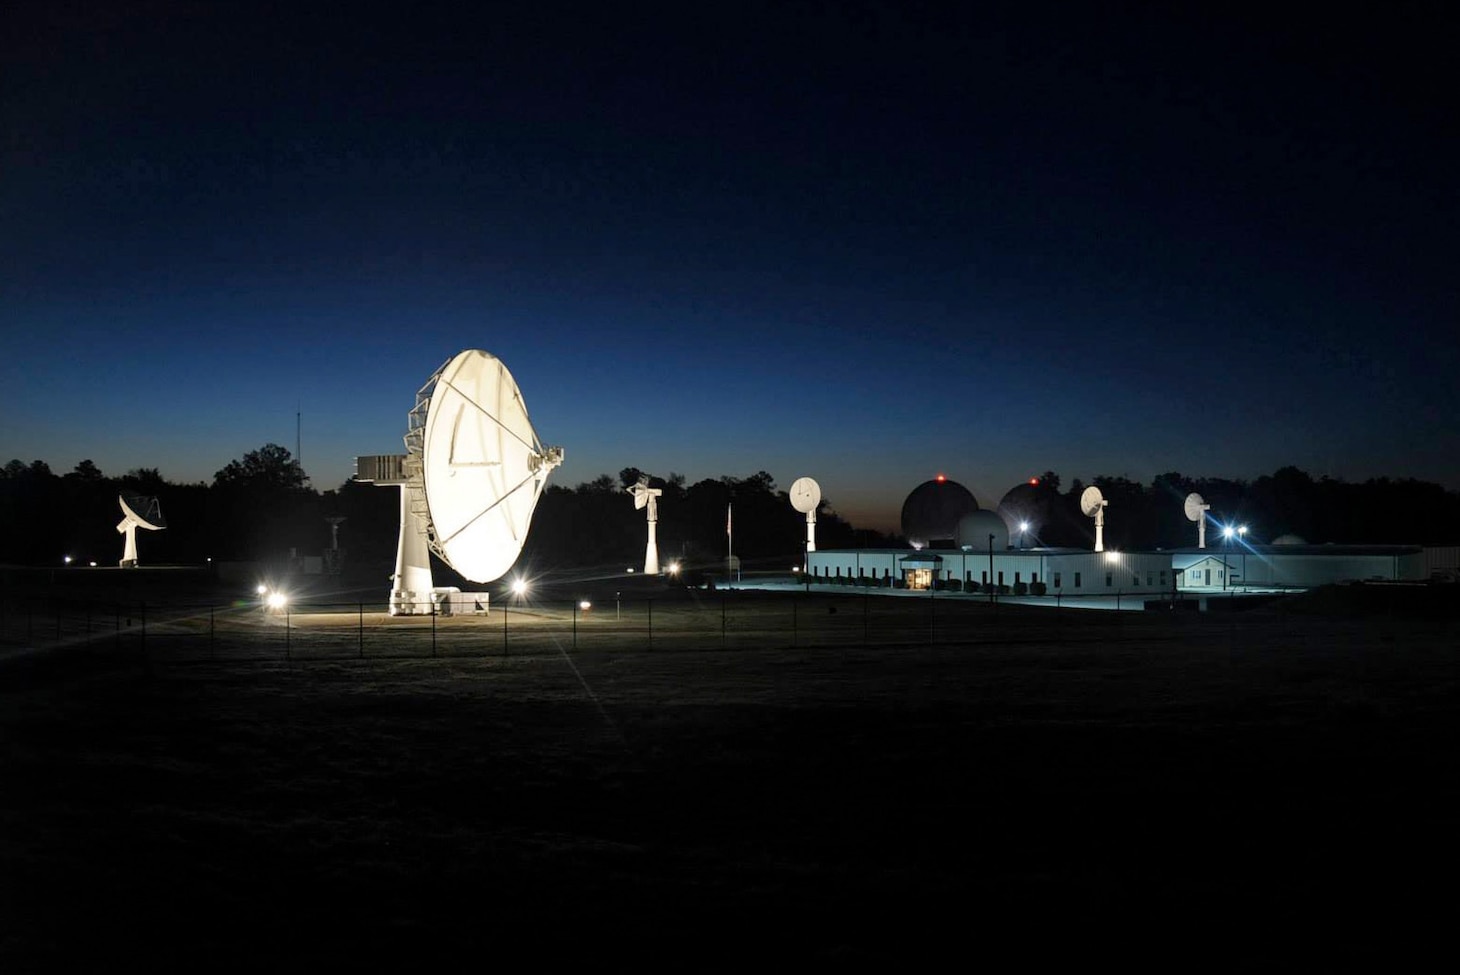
[627,475,663,575]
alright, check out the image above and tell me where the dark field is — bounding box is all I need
[3,590,1457,968]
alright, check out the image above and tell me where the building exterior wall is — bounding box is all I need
[1171,548,1425,588]
[806,549,1173,594]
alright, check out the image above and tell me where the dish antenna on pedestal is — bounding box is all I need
[1080,485,1108,552]
[1183,492,1211,548]
[117,494,165,567]
[789,476,822,564]
[627,475,663,575]
[356,350,563,615]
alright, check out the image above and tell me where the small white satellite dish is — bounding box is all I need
[117,494,165,567]
[356,350,563,614]
[626,474,663,575]
[1183,492,1211,549]
[789,476,822,559]
[1080,485,1108,553]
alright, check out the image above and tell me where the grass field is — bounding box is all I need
[3,589,1457,968]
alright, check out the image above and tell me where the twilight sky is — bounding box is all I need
[3,1,1455,532]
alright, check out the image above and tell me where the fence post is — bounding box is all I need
[284,604,291,661]
[432,607,437,657]
[572,599,577,651]
[721,596,726,650]
[359,602,365,659]
[503,597,509,655]
[792,594,797,649]
[647,598,652,651]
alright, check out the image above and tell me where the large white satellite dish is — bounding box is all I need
[1080,485,1108,553]
[626,474,663,575]
[356,349,563,615]
[789,476,821,559]
[117,494,165,567]
[1183,492,1210,549]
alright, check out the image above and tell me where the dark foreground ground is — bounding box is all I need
[3,592,1457,969]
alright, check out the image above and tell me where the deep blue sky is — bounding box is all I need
[4,1,1455,532]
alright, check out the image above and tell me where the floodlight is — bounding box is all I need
[266,591,288,610]
[578,600,591,611]
[1222,526,1234,539]
[63,556,72,565]
[667,561,681,575]
[511,578,527,596]
[256,584,268,595]
[1104,550,1121,563]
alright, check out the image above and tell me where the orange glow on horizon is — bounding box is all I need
[935,473,947,482]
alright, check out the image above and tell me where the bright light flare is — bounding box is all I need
[511,578,528,596]
[266,591,288,609]
[256,584,268,595]
[667,561,681,575]
[1104,550,1121,563]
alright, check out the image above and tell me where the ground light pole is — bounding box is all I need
[988,534,995,604]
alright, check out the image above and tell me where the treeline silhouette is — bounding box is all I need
[3,449,1457,574]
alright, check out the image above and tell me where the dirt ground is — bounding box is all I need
[3,592,1457,968]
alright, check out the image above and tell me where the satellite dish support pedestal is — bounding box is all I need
[391,483,435,615]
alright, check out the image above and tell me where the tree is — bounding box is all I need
[69,459,104,481]
[213,444,307,491]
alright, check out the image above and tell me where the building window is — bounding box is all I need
[1133,574,1139,588]
[997,571,1004,586]
[1014,571,1021,584]
[982,571,988,585]
[1074,572,1082,588]
[1160,570,1168,587]
[1105,572,1113,587]
[1053,572,1061,588]
[1147,571,1154,586]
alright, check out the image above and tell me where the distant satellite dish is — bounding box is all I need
[626,474,663,575]
[789,476,822,558]
[1183,492,1211,549]
[356,350,563,614]
[117,494,165,567]
[1080,485,1108,552]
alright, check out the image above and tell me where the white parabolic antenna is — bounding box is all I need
[117,494,166,567]
[1080,485,1108,553]
[416,350,564,584]
[1183,492,1211,549]
[789,476,821,555]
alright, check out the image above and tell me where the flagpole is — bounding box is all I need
[727,502,733,588]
